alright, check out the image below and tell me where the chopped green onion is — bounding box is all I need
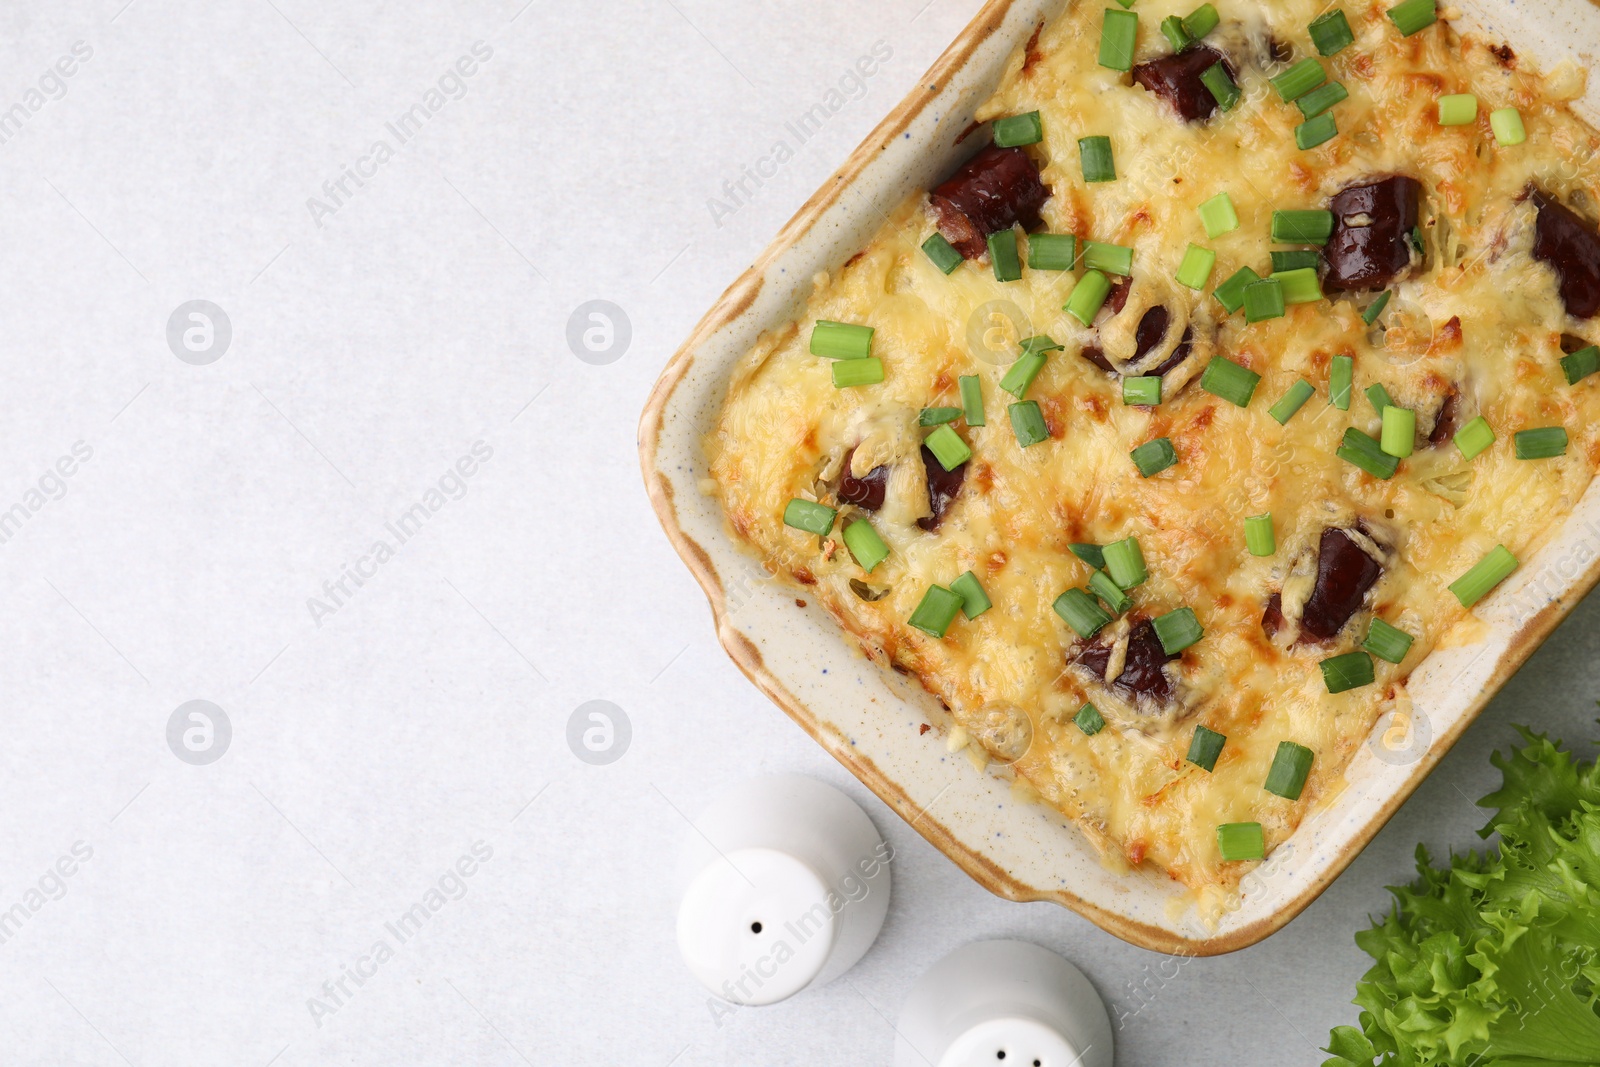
[1296,80,1348,119]
[1020,335,1064,356]
[1065,269,1113,325]
[1338,427,1400,479]
[1364,618,1414,664]
[1182,3,1219,39]
[1198,192,1240,237]
[1362,291,1393,325]
[1345,423,1399,471]
[1054,587,1112,638]
[833,357,884,388]
[1083,240,1132,276]
[1309,9,1355,55]
[1028,233,1077,271]
[1330,354,1353,410]
[921,233,963,274]
[1103,536,1147,588]
[1264,741,1314,800]
[1491,107,1526,146]
[1200,356,1261,407]
[783,499,836,535]
[1271,58,1326,102]
[1187,725,1227,771]
[1563,345,1600,385]
[1160,14,1194,51]
[810,320,874,359]
[993,110,1043,147]
[1089,569,1132,614]
[1295,111,1339,149]
[1387,0,1436,36]
[1271,250,1319,272]
[1098,8,1139,72]
[1321,650,1375,693]
[1272,266,1323,304]
[1269,380,1315,424]
[1124,375,1162,406]
[1515,426,1568,459]
[909,584,965,638]
[1074,702,1107,736]
[1244,513,1276,556]
[1381,405,1415,457]
[1010,400,1050,447]
[843,519,889,573]
[1000,351,1048,399]
[1069,543,1106,569]
[1408,224,1425,256]
[1130,437,1177,477]
[1175,243,1217,289]
[1450,545,1518,608]
[1152,606,1203,654]
[960,374,986,426]
[1111,0,1133,7]
[1454,415,1495,460]
[924,425,972,471]
[950,570,992,619]
[1199,62,1239,111]
[1366,383,1393,414]
[1243,278,1286,323]
[989,228,1021,282]
[918,406,962,426]
[1213,266,1261,314]
[1438,93,1477,127]
[1217,822,1265,861]
[1272,209,1335,244]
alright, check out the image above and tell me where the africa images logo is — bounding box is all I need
[306,441,493,626]
[0,40,93,148]
[306,841,494,1028]
[705,41,892,228]
[305,42,494,229]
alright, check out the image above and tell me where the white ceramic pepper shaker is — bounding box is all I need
[675,774,891,1006]
[895,940,1114,1067]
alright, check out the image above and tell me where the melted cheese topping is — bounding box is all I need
[709,0,1600,892]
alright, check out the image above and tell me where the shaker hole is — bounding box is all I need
[750,921,762,934]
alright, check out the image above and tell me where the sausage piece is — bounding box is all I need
[1261,594,1285,638]
[916,445,966,531]
[839,448,889,511]
[1146,329,1193,376]
[1132,46,1231,123]
[1134,306,1170,359]
[1079,305,1193,377]
[1106,277,1131,314]
[1078,345,1118,374]
[1299,527,1383,642]
[929,145,1050,259]
[1072,618,1179,705]
[1324,176,1422,291]
[1532,192,1600,319]
[1427,390,1458,445]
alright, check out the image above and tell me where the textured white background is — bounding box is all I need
[1,1,1598,1064]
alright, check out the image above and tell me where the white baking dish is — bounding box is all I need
[640,0,1600,953]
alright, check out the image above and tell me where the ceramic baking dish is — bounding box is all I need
[640,0,1600,954]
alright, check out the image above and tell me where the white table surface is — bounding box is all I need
[3,1,1597,1063]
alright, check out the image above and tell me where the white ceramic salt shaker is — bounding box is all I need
[675,774,890,1006]
[895,940,1114,1067]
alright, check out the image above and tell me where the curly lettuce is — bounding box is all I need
[1324,727,1600,1067]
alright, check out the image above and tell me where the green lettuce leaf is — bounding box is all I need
[1324,727,1600,1067]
